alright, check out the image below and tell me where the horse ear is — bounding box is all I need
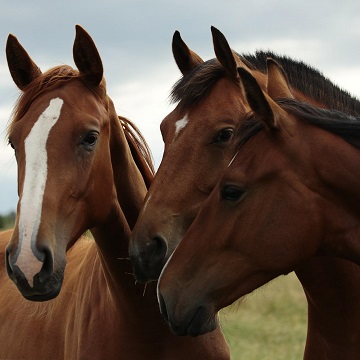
[211,26,250,81]
[73,25,103,85]
[172,31,204,74]
[237,67,282,130]
[6,34,42,90]
[267,58,293,99]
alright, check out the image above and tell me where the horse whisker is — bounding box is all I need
[117,257,131,260]
[143,283,147,297]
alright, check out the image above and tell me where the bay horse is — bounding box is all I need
[157,64,360,337]
[130,27,360,358]
[0,26,229,359]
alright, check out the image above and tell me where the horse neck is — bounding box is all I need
[295,257,360,356]
[90,204,145,304]
[294,123,360,264]
[88,108,155,302]
[109,112,148,229]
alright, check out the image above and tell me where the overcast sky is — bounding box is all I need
[1,0,360,214]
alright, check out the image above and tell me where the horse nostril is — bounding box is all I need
[130,234,169,282]
[5,248,14,275]
[149,235,168,265]
[37,247,54,284]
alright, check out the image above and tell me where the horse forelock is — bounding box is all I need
[7,65,105,138]
[170,59,228,108]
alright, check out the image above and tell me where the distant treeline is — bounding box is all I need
[0,212,15,230]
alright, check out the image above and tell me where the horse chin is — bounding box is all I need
[22,284,63,302]
[8,265,65,302]
[169,305,219,337]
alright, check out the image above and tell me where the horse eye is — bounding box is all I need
[8,140,15,150]
[221,185,245,201]
[214,128,234,144]
[81,131,99,148]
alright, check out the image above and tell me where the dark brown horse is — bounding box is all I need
[0,26,229,359]
[157,65,360,334]
[130,27,360,358]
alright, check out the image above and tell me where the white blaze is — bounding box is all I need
[16,98,64,287]
[174,114,189,140]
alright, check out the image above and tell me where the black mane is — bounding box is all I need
[171,50,360,116]
[242,51,360,116]
[237,98,360,150]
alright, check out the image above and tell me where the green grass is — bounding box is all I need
[220,272,307,360]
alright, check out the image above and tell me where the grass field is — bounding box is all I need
[220,272,307,360]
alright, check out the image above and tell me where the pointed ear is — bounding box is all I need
[211,26,250,81]
[267,58,293,99]
[6,34,42,90]
[172,31,204,74]
[238,67,284,130]
[73,25,103,85]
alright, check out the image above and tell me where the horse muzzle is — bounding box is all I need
[158,290,219,337]
[5,243,65,301]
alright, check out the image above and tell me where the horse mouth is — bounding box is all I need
[14,273,64,302]
[6,258,64,301]
[22,285,62,302]
[160,294,218,337]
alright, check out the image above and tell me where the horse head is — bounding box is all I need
[5,26,120,301]
[130,27,266,282]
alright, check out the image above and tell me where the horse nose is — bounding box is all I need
[36,246,54,284]
[6,244,54,288]
[130,234,168,283]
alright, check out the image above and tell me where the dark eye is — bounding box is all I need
[8,140,15,150]
[221,185,245,201]
[81,131,99,147]
[214,128,234,144]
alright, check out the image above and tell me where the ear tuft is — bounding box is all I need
[172,30,204,74]
[237,67,277,130]
[73,25,103,85]
[211,26,239,80]
[267,58,293,99]
[6,34,42,90]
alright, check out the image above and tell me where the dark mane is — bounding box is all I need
[278,98,360,149]
[241,51,360,116]
[119,116,155,188]
[170,51,360,116]
[170,59,228,108]
[237,99,360,150]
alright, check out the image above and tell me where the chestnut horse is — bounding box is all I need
[0,26,229,359]
[157,64,360,337]
[130,27,360,357]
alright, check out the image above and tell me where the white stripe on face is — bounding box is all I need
[16,98,64,287]
[174,114,189,140]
